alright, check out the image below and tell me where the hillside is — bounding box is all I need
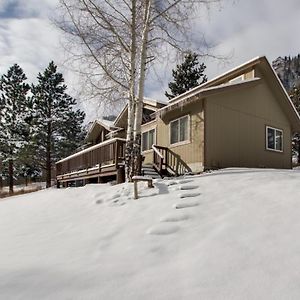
[272,55,300,91]
[1,168,300,299]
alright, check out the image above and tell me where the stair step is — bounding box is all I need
[143,170,160,174]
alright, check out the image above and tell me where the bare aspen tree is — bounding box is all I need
[57,0,221,180]
[126,0,137,180]
[133,0,151,175]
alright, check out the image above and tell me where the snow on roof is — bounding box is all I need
[85,118,121,141]
[143,97,168,105]
[99,119,115,128]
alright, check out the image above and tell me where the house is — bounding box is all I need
[56,56,300,186]
[55,98,165,186]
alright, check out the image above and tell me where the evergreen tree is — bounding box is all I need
[31,61,85,188]
[0,64,30,193]
[15,140,41,186]
[165,52,207,100]
[290,85,300,163]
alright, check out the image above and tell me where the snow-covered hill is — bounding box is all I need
[1,168,300,299]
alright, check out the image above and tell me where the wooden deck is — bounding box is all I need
[56,138,126,187]
[56,140,191,188]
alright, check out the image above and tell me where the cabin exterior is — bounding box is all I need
[56,56,300,186]
[55,99,165,186]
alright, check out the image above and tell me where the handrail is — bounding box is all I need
[56,138,126,176]
[56,137,126,164]
[152,145,164,159]
[152,144,190,177]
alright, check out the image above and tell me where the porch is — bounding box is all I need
[55,139,191,187]
[56,138,126,187]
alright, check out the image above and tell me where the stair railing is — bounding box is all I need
[152,144,164,175]
[152,145,191,177]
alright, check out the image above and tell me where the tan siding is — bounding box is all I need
[154,100,205,172]
[205,80,292,169]
[244,69,255,80]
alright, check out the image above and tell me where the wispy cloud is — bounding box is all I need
[1,0,300,118]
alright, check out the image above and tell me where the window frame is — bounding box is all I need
[141,127,156,152]
[265,125,283,153]
[169,114,190,146]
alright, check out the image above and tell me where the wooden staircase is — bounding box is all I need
[141,164,162,179]
[151,145,191,178]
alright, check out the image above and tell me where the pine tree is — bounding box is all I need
[31,61,85,188]
[165,52,207,100]
[0,64,30,193]
[290,85,300,163]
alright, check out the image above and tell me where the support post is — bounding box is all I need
[134,181,138,200]
[116,168,125,184]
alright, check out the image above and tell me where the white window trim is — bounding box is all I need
[141,127,156,153]
[169,114,191,146]
[265,125,283,153]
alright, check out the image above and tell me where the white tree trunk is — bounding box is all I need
[133,0,152,175]
[125,0,137,181]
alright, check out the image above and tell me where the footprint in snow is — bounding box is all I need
[160,212,190,222]
[109,199,126,207]
[179,185,198,190]
[147,224,180,235]
[173,200,200,209]
[179,192,201,198]
[95,199,103,204]
[176,179,193,184]
[165,180,178,186]
[107,193,121,201]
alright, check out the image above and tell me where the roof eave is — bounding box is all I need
[167,56,262,106]
[155,78,262,118]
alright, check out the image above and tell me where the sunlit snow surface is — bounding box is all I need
[1,168,300,299]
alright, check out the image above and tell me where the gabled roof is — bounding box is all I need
[155,78,262,116]
[85,119,121,142]
[113,97,166,128]
[156,56,300,132]
[143,97,167,106]
[167,56,261,106]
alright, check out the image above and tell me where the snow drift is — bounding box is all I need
[1,168,300,299]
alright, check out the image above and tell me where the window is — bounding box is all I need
[142,128,155,151]
[266,126,283,152]
[170,115,189,145]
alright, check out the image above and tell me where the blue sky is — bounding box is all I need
[1,0,300,120]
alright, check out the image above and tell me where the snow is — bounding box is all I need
[173,199,200,209]
[178,184,199,190]
[179,192,201,198]
[1,168,300,299]
[160,212,190,222]
[132,175,152,180]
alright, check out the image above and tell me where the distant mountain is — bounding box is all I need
[272,55,300,92]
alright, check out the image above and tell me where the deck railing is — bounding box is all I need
[56,138,126,176]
